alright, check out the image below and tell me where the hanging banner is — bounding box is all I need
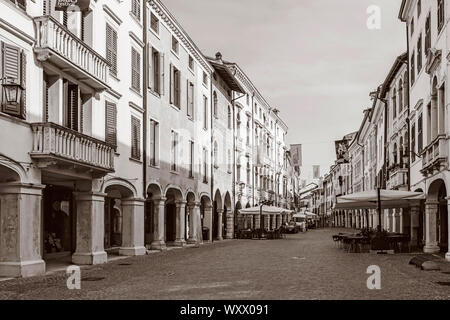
[290,144,302,167]
[335,139,349,162]
[55,0,90,11]
[313,165,320,179]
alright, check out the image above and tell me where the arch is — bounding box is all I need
[224,192,232,209]
[227,105,232,129]
[185,190,196,204]
[102,178,137,198]
[214,189,223,209]
[164,185,183,201]
[146,182,162,200]
[245,202,251,208]
[0,156,26,183]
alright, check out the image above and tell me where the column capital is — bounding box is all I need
[216,209,224,214]
[425,200,439,206]
[152,197,167,205]
[0,182,45,195]
[175,200,187,208]
[122,197,146,206]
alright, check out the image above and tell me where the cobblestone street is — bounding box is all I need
[0,228,449,300]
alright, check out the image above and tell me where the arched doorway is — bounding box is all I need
[235,201,242,231]
[224,192,232,239]
[213,190,223,240]
[426,179,448,253]
[185,191,196,242]
[200,195,212,242]
[104,184,135,250]
[145,183,162,248]
[165,187,183,245]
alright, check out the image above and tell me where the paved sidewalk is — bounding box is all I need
[0,228,449,300]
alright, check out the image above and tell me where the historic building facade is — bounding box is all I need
[0,0,298,278]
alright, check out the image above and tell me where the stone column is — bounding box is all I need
[119,198,146,256]
[385,210,391,232]
[187,201,199,244]
[356,212,360,229]
[72,191,107,265]
[216,209,223,241]
[344,211,348,228]
[255,214,261,229]
[446,199,450,261]
[150,197,166,250]
[174,201,187,246]
[271,215,276,230]
[203,205,213,242]
[410,205,420,249]
[226,212,234,239]
[264,215,270,230]
[0,183,46,278]
[392,209,399,233]
[424,200,440,253]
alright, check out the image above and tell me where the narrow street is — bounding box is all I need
[0,229,449,300]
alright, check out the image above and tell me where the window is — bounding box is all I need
[150,119,159,166]
[189,140,194,178]
[438,0,445,33]
[203,95,208,130]
[410,18,414,36]
[213,141,218,168]
[203,147,208,183]
[150,12,159,34]
[187,81,194,118]
[171,130,178,171]
[131,48,141,92]
[417,34,422,72]
[392,88,397,118]
[398,80,403,113]
[106,24,118,76]
[418,114,423,153]
[411,124,416,162]
[227,149,231,173]
[105,102,117,147]
[410,52,415,86]
[228,106,232,129]
[64,82,79,131]
[417,0,421,17]
[170,65,180,107]
[188,55,194,70]
[171,36,179,54]
[246,94,249,105]
[1,42,26,119]
[8,0,26,11]
[131,0,141,20]
[403,72,408,107]
[246,161,250,186]
[246,119,250,145]
[148,47,161,94]
[213,91,218,118]
[131,116,141,160]
[202,72,208,86]
[425,14,431,56]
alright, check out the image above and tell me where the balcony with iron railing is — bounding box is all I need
[34,16,110,91]
[421,134,448,176]
[30,122,115,177]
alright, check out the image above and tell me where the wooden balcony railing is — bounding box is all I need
[34,16,109,90]
[30,122,115,173]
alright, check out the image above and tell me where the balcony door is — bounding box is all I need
[64,81,80,132]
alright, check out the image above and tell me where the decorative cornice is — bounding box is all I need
[129,31,144,48]
[0,18,34,45]
[103,4,123,26]
[149,0,213,74]
[426,48,442,75]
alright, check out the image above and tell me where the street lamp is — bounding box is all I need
[2,77,23,105]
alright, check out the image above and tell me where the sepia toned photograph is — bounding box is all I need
[0,0,449,312]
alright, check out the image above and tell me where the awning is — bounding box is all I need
[238,205,291,215]
[335,189,425,210]
[293,213,307,219]
[304,211,320,220]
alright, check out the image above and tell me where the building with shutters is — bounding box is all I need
[0,0,298,278]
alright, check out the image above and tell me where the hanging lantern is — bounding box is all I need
[2,82,23,105]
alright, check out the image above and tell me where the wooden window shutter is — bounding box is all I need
[131,116,141,159]
[147,43,153,90]
[20,51,26,119]
[106,25,118,75]
[1,42,23,118]
[169,64,174,104]
[136,50,140,90]
[186,79,189,116]
[149,120,155,165]
[159,53,165,95]
[44,75,49,122]
[105,102,117,147]
[68,84,78,131]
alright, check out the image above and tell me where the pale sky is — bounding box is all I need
[163,0,405,182]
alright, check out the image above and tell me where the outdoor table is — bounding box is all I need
[386,234,410,253]
[239,229,253,239]
[342,235,368,253]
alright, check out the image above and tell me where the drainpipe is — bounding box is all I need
[142,2,148,199]
[210,72,214,242]
[406,23,411,191]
